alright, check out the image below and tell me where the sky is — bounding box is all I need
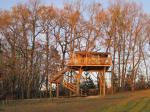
[0,0,150,13]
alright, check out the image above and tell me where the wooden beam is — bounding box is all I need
[56,83,59,98]
[76,68,83,96]
[49,82,52,98]
[99,68,106,96]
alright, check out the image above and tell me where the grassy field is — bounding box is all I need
[0,89,150,112]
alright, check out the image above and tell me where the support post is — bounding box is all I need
[98,71,102,95]
[102,67,106,96]
[99,69,106,96]
[69,71,73,96]
[50,82,52,98]
[76,68,82,96]
[56,83,59,98]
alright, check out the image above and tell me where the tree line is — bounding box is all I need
[0,0,150,99]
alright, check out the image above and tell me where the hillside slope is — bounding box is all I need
[1,89,150,112]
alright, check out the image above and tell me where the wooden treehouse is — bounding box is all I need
[49,51,112,97]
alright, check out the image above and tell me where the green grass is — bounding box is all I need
[0,90,150,112]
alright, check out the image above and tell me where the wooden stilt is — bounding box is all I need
[103,67,106,96]
[69,71,73,96]
[50,82,52,98]
[98,72,100,95]
[56,83,59,98]
[99,71,102,96]
[99,69,106,96]
[103,71,105,96]
[76,68,82,96]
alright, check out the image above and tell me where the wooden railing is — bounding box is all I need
[68,57,112,66]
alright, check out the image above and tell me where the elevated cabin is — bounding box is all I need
[67,51,112,71]
[50,51,112,97]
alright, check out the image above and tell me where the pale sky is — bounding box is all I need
[0,0,150,13]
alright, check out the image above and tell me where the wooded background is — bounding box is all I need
[0,0,150,99]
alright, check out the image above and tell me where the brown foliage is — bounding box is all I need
[0,0,150,99]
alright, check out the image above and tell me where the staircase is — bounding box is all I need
[49,68,69,83]
[49,68,78,95]
[63,81,76,93]
[50,74,63,83]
